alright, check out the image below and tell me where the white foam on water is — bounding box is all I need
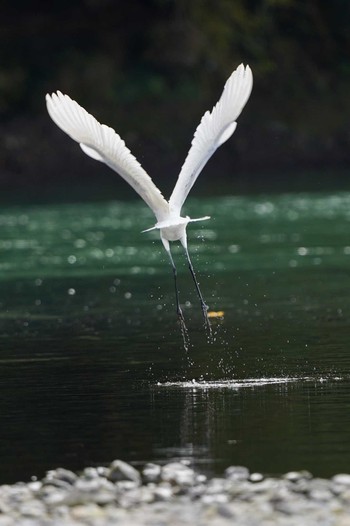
[156,375,344,389]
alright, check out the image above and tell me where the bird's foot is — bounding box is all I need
[177,309,190,351]
[201,302,213,341]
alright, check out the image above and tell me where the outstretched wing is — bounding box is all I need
[169,64,253,214]
[46,92,169,222]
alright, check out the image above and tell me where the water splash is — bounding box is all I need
[156,375,345,389]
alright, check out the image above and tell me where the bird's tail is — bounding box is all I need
[142,215,210,233]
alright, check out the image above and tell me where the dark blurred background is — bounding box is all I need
[0,0,349,204]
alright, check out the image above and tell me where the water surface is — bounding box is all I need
[0,191,350,483]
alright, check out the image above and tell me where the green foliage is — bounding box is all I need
[0,0,349,177]
[0,1,348,109]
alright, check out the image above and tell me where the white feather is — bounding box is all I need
[169,64,253,214]
[45,91,169,222]
[46,64,252,227]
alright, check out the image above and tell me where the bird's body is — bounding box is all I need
[46,64,253,342]
[153,217,190,242]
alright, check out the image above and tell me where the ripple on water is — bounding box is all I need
[157,375,345,390]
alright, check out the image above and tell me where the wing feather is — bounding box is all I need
[46,92,169,221]
[169,64,253,214]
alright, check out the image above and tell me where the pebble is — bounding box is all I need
[0,460,350,525]
[161,461,196,486]
[249,472,264,483]
[45,468,78,486]
[224,465,250,481]
[107,459,141,485]
[284,470,313,482]
[142,463,161,483]
[153,484,173,501]
[332,474,350,486]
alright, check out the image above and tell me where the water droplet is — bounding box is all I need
[74,238,86,248]
[297,247,308,256]
[126,247,137,256]
[228,244,240,253]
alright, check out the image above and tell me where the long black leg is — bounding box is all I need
[163,238,189,349]
[183,245,212,335]
[168,249,184,320]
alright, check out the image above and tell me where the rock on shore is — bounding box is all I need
[1,460,350,525]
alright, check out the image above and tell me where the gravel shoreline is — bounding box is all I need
[1,460,350,525]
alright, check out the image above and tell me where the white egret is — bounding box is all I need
[46,63,253,341]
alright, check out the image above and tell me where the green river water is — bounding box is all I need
[0,191,350,483]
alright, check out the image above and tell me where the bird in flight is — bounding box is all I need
[46,63,253,345]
